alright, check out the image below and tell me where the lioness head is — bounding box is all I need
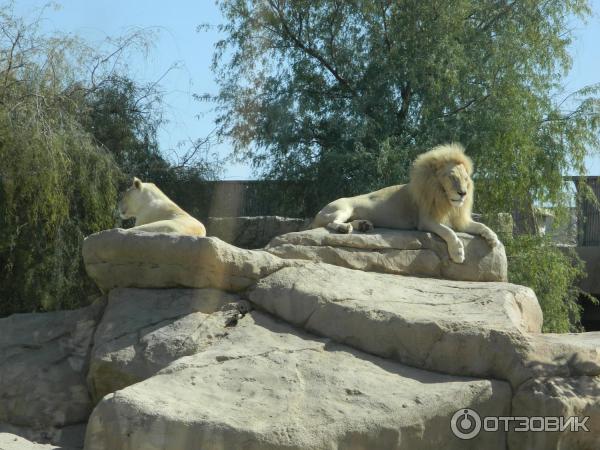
[118,177,144,219]
[438,162,472,208]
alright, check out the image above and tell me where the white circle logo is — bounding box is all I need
[451,408,482,440]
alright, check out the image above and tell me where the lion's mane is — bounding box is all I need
[408,143,474,228]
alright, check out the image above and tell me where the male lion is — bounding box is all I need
[118,177,206,236]
[312,143,499,263]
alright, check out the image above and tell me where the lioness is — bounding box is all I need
[312,143,499,263]
[118,177,206,236]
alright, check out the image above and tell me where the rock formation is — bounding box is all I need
[1,227,598,449]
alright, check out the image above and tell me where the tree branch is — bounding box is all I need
[379,0,392,53]
[267,0,355,93]
[397,82,411,124]
[441,93,491,118]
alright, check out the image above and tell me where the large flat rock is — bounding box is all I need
[88,288,245,402]
[0,301,103,430]
[249,263,600,387]
[83,229,301,292]
[84,311,511,450]
[266,227,507,282]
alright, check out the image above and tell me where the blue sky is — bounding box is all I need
[14,0,600,178]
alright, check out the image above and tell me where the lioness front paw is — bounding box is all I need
[481,229,500,248]
[449,240,465,264]
[351,220,374,232]
[335,222,353,234]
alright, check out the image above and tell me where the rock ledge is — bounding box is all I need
[266,227,507,282]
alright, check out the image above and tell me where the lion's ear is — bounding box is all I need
[133,177,142,190]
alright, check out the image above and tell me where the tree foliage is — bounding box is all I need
[505,234,588,332]
[81,75,172,183]
[0,6,132,315]
[214,0,599,209]
[213,0,600,331]
[0,5,222,316]
[82,74,223,193]
[0,6,175,315]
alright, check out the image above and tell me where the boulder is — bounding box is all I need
[82,229,302,292]
[265,227,507,282]
[88,288,246,402]
[84,311,511,450]
[206,216,311,248]
[9,225,599,449]
[0,300,103,430]
[510,376,600,450]
[249,263,600,386]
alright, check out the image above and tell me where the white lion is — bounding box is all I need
[118,177,206,236]
[312,143,500,263]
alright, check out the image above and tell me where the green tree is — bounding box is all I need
[505,235,588,332]
[0,6,150,315]
[213,0,600,331]
[0,109,120,316]
[0,4,223,316]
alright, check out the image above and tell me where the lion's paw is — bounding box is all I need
[351,220,374,233]
[335,222,353,234]
[482,230,500,248]
[449,241,465,264]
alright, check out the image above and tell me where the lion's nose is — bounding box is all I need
[458,191,467,197]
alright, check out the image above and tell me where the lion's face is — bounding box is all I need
[438,163,471,208]
[118,177,144,219]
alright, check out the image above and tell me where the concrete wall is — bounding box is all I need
[206,216,311,249]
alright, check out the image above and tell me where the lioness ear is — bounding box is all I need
[133,177,142,190]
